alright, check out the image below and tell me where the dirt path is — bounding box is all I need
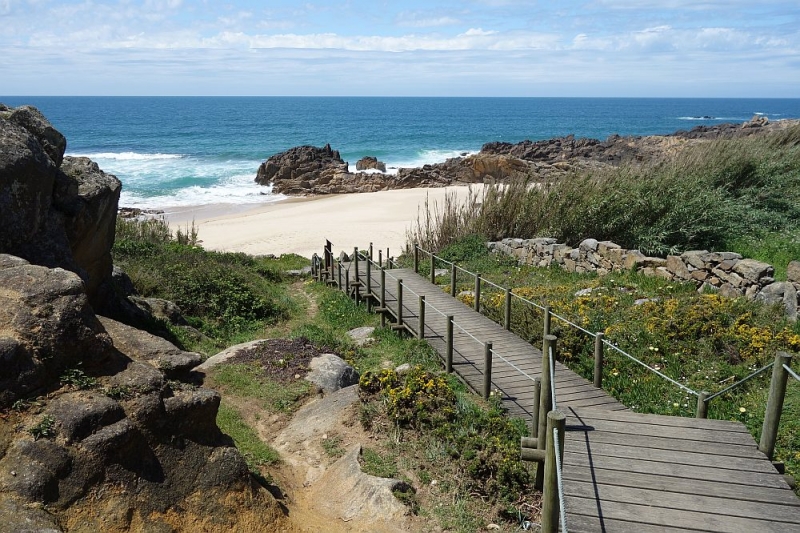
[204,282,417,533]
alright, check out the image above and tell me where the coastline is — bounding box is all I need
[163,185,484,259]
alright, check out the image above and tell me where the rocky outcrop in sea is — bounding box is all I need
[255,115,798,196]
[0,104,284,531]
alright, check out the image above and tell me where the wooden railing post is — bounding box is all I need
[474,273,481,312]
[366,254,372,303]
[504,288,512,331]
[543,306,551,339]
[536,334,557,490]
[450,264,457,297]
[760,352,792,460]
[396,279,404,327]
[369,242,373,261]
[541,410,566,533]
[446,315,454,373]
[345,269,350,296]
[413,244,419,273]
[354,246,359,287]
[418,295,426,339]
[696,391,709,419]
[378,249,383,268]
[594,332,604,388]
[380,267,386,328]
[337,260,342,290]
[532,377,541,436]
[483,342,493,400]
[430,253,436,284]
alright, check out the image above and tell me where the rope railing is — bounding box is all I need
[704,362,775,402]
[552,426,569,533]
[785,364,800,382]
[602,338,699,397]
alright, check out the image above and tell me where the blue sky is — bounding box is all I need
[1,0,798,96]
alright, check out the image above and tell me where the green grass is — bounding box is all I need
[360,447,398,478]
[216,402,279,469]
[212,363,311,413]
[113,217,304,354]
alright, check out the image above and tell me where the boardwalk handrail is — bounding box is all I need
[412,243,793,416]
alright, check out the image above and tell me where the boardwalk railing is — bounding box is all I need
[411,243,790,418]
[312,241,799,533]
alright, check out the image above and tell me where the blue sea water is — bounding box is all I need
[3,96,799,209]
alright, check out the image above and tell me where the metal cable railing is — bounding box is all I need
[786,364,800,382]
[552,426,569,533]
[705,362,775,402]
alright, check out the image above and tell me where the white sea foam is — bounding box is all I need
[347,148,476,175]
[69,152,184,161]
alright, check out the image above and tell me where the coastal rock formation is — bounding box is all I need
[0,104,121,309]
[255,116,797,196]
[355,156,386,172]
[255,145,530,194]
[0,105,287,531]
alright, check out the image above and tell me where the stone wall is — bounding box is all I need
[488,237,799,319]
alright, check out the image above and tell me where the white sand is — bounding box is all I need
[163,185,483,259]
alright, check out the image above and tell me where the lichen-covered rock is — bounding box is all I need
[98,316,202,378]
[0,259,111,406]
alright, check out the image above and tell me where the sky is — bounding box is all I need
[1,0,799,97]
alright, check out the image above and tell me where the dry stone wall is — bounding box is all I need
[488,237,800,320]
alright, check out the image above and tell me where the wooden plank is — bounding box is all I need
[564,479,800,523]
[565,513,700,533]
[564,495,793,533]
[566,406,749,432]
[563,451,790,488]
[563,416,756,446]
[564,427,765,460]
[562,466,800,507]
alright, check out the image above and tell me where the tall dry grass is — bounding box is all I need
[407,124,800,256]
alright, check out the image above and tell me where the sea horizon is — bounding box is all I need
[4,96,800,210]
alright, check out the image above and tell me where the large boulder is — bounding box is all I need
[356,156,387,172]
[0,105,121,307]
[255,143,349,193]
[0,257,111,406]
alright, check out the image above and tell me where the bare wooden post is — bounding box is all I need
[386,248,390,266]
[474,273,481,312]
[396,279,404,327]
[354,246,359,287]
[483,342,493,400]
[345,269,350,296]
[541,410,566,533]
[366,254,372,298]
[450,264,457,297]
[696,391,709,419]
[413,244,419,273]
[378,249,383,268]
[543,306,551,338]
[380,267,386,328]
[536,334,557,490]
[594,332,604,388]
[760,352,792,460]
[418,295,426,339]
[430,253,436,284]
[337,260,342,289]
[369,242,373,261]
[504,288,512,331]
[446,315,454,373]
[531,378,541,436]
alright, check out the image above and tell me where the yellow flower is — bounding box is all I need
[739,407,747,413]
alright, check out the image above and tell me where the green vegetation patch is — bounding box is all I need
[113,217,303,352]
[216,402,279,469]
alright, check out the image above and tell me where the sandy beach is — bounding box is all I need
[164,185,482,259]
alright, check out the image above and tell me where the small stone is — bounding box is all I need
[487,524,501,531]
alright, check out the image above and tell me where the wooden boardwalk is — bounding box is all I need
[330,258,800,532]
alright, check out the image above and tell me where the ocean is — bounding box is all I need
[2,96,799,209]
